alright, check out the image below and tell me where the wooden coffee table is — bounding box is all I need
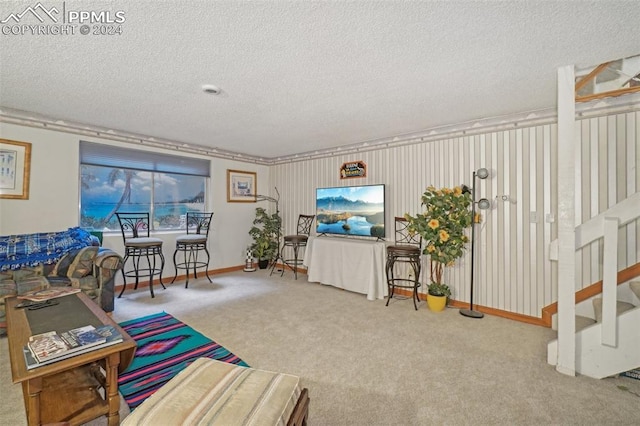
[6,292,136,426]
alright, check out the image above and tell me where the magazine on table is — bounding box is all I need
[26,325,123,367]
[17,287,80,302]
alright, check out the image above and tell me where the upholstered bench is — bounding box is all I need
[121,357,309,426]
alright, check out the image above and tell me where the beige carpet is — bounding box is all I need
[2,270,640,425]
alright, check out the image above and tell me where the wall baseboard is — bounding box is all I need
[114,265,246,292]
[390,287,548,327]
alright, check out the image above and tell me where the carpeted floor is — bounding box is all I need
[117,311,248,409]
[1,270,640,425]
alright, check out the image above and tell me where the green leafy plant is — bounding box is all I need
[405,185,473,297]
[248,207,282,260]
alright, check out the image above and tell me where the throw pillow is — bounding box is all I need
[66,246,99,278]
[51,250,75,277]
[51,246,98,278]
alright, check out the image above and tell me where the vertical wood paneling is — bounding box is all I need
[579,120,589,287]
[549,124,559,305]
[608,116,618,208]
[270,109,639,318]
[628,113,638,265]
[500,131,509,310]
[543,125,553,305]
[478,134,489,308]
[636,111,640,262]
[535,126,545,308]
[616,115,628,267]
[509,130,518,311]
[597,117,609,281]
[573,112,640,292]
[490,133,499,308]
[515,129,525,314]
[521,129,532,315]
[589,118,600,287]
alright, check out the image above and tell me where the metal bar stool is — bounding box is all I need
[271,214,315,279]
[171,212,214,288]
[116,212,166,298]
[385,217,422,310]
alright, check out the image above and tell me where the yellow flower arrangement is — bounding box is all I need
[405,185,473,297]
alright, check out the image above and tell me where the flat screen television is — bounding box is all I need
[315,184,385,238]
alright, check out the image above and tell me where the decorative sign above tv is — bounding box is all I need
[316,184,385,238]
[339,160,367,179]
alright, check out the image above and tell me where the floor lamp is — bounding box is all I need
[460,168,491,319]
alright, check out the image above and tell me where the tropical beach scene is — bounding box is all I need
[80,166,205,231]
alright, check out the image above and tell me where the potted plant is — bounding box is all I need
[405,185,473,311]
[248,207,282,269]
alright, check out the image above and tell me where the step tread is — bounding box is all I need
[630,281,640,299]
[592,298,636,322]
[576,315,596,332]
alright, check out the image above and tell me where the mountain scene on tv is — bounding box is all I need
[316,185,385,238]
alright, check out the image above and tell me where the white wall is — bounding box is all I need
[0,123,80,233]
[0,122,269,274]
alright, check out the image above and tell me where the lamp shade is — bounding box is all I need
[476,168,489,179]
[477,198,491,210]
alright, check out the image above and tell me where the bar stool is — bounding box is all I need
[272,214,315,279]
[116,212,166,298]
[171,212,214,288]
[385,217,422,310]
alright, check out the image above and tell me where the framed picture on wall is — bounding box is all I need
[0,139,31,200]
[227,169,257,202]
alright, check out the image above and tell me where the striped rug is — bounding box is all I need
[117,311,249,409]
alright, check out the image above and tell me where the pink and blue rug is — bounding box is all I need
[117,311,248,409]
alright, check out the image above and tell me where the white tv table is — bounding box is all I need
[303,236,389,300]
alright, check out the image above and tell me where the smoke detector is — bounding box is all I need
[202,84,222,95]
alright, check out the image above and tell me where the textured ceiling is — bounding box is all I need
[1,1,639,160]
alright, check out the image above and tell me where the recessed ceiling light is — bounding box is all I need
[202,84,222,95]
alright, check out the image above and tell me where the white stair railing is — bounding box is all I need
[574,192,640,348]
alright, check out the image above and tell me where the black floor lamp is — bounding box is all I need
[460,168,491,319]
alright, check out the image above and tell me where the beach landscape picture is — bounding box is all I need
[80,166,205,231]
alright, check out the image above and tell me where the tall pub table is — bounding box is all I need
[6,293,136,426]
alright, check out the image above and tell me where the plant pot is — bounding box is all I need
[258,259,269,269]
[427,294,447,312]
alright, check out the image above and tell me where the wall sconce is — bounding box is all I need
[460,168,490,319]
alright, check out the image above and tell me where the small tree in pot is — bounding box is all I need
[248,207,282,268]
[405,185,473,310]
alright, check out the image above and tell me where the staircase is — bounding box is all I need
[547,191,640,379]
[548,281,640,379]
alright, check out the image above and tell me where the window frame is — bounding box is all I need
[79,141,211,232]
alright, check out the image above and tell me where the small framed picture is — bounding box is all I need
[0,139,31,200]
[227,169,257,202]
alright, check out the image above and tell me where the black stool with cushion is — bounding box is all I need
[385,216,422,310]
[171,212,214,288]
[116,212,166,298]
[272,214,315,279]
